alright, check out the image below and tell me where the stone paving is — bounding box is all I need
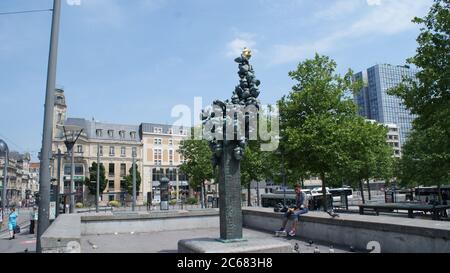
[81,227,355,253]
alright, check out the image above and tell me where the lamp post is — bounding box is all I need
[132,148,136,212]
[0,140,9,216]
[96,143,100,213]
[36,0,61,253]
[54,149,63,218]
[62,125,83,213]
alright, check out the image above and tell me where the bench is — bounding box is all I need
[359,203,450,220]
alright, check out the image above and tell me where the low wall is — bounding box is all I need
[242,208,450,253]
[81,210,220,235]
[40,209,220,253]
[41,214,81,253]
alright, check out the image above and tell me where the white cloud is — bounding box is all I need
[366,0,382,6]
[270,0,431,65]
[226,33,258,57]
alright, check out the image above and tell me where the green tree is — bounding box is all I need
[122,164,142,196]
[389,0,450,200]
[339,118,394,203]
[241,141,266,206]
[83,162,107,196]
[178,137,214,207]
[279,54,362,211]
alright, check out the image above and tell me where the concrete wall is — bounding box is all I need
[41,214,82,253]
[81,210,219,235]
[242,208,450,253]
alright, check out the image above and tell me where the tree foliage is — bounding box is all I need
[279,54,394,207]
[389,0,450,189]
[122,164,142,195]
[83,162,107,195]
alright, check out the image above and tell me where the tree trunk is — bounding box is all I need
[320,173,328,212]
[203,182,208,208]
[366,178,372,200]
[438,184,443,205]
[247,182,252,206]
[359,180,365,204]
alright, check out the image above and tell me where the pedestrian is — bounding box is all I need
[276,184,309,236]
[8,207,18,240]
[29,206,38,234]
[0,208,3,231]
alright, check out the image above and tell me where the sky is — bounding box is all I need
[0,0,432,160]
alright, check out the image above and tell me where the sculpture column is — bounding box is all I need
[218,140,242,241]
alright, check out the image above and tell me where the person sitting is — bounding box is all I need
[277,184,309,236]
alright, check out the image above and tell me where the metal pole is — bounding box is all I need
[176,169,179,202]
[70,149,75,213]
[55,149,62,218]
[1,143,9,217]
[36,0,60,253]
[282,152,286,207]
[256,181,260,207]
[96,144,100,213]
[132,151,136,211]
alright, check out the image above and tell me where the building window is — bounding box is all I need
[154,149,162,166]
[76,145,83,153]
[168,128,173,134]
[96,129,103,137]
[64,164,84,176]
[57,113,63,123]
[132,147,137,157]
[108,180,114,191]
[121,147,126,157]
[109,146,115,156]
[166,169,176,181]
[154,138,162,145]
[108,130,114,138]
[169,149,173,166]
[180,154,186,164]
[178,170,187,181]
[168,139,173,146]
[153,127,162,133]
[99,145,103,156]
[109,163,115,176]
[120,163,126,177]
[119,130,125,139]
[152,168,163,181]
[130,131,136,139]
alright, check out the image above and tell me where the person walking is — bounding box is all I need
[0,208,3,231]
[8,207,18,240]
[29,206,38,234]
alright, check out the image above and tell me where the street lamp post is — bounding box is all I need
[55,149,63,218]
[96,143,100,213]
[132,149,136,212]
[36,0,61,253]
[62,125,83,214]
[0,140,9,216]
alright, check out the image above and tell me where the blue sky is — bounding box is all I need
[0,0,431,159]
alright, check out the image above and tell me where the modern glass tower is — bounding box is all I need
[354,64,417,146]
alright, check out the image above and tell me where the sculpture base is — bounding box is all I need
[178,237,292,253]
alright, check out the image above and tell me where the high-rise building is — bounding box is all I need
[354,64,417,146]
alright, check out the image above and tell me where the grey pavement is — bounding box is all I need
[81,228,355,253]
[0,225,36,253]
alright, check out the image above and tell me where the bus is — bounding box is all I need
[261,188,332,210]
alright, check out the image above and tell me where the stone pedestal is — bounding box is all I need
[178,237,292,253]
[218,140,242,240]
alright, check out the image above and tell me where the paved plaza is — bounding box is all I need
[81,227,354,253]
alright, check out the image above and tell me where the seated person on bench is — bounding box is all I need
[277,184,309,236]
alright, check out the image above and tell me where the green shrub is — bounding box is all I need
[75,203,84,208]
[169,199,177,206]
[108,200,120,207]
[186,197,198,205]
